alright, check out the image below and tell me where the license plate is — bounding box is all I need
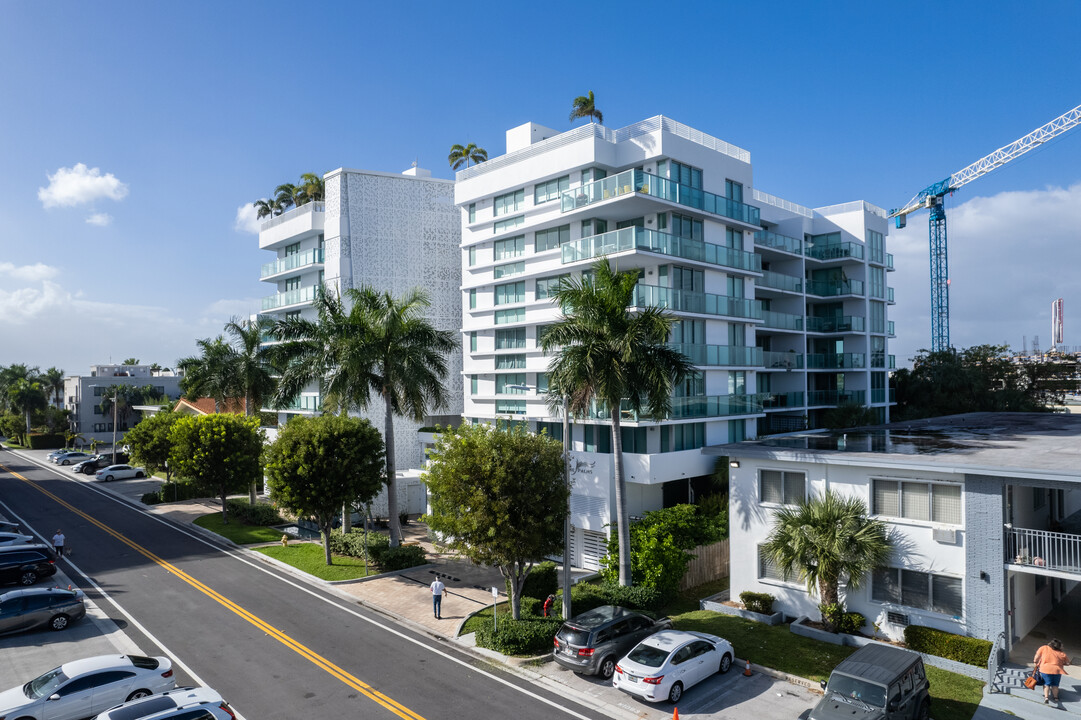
[627,674,639,683]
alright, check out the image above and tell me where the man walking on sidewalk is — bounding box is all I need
[52,529,66,557]
[430,577,445,619]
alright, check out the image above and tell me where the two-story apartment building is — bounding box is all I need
[64,364,183,443]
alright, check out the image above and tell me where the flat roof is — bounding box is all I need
[705,413,1081,482]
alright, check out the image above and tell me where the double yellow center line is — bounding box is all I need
[0,463,427,720]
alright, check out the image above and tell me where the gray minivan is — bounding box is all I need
[553,605,672,679]
[811,644,930,720]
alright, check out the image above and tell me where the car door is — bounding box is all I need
[685,640,714,687]
[668,644,695,687]
[44,674,99,720]
[0,596,30,634]
[88,670,138,715]
[0,552,31,585]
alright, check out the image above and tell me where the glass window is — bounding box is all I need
[536,275,568,300]
[872,567,902,604]
[284,242,300,256]
[469,331,477,352]
[581,218,607,237]
[535,175,570,204]
[725,179,743,202]
[728,419,745,442]
[867,229,885,264]
[667,161,703,189]
[901,569,931,610]
[725,227,742,249]
[932,485,961,524]
[759,470,805,504]
[493,189,525,216]
[495,354,526,370]
[468,203,476,223]
[494,281,525,305]
[875,479,960,524]
[468,246,477,267]
[758,545,785,581]
[494,308,525,324]
[870,301,886,334]
[495,399,526,415]
[494,234,525,260]
[536,372,549,393]
[932,575,963,616]
[581,167,607,184]
[870,267,885,299]
[901,482,930,521]
[496,374,527,394]
[495,328,526,350]
[470,375,478,395]
[535,225,570,252]
[493,215,525,235]
[468,288,476,309]
[873,479,899,516]
[1033,487,1046,510]
[493,261,524,279]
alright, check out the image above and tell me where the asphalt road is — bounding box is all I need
[0,451,610,720]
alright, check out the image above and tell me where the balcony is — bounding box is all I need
[762,391,804,409]
[806,316,865,333]
[261,248,325,279]
[258,202,325,250]
[562,226,761,273]
[754,230,802,255]
[561,169,761,226]
[261,284,322,311]
[887,287,895,304]
[807,390,866,406]
[760,310,803,331]
[270,394,323,413]
[889,355,896,369]
[1006,526,1081,578]
[670,344,763,367]
[584,392,767,421]
[757,270,802,293]
[805,239,864,262]
[807,353,866,370]
[888,321,896,337]
[632,284,762,321]
[762,350,804,370]
[806,278,864,297]
[886,253,895,271]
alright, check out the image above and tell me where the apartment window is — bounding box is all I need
[496,374,527,394]
[470,375,478,395]
[581,167,608,184]
[873,567,963,617]
[871,336,886,367]
[759,470,805,505]
[494,216,525,235]
[672,422,705,451]
[725,227,742,249]
[621,427,648,453]
[93,405,103,415]
[93,386,104,396]
[583,425,611,453]
[285,277,301,292]
[468,289,477,309]
[870,267,885,299]
[495,354,526,370]
[535,175,570,204]
[285,310,301,321]
[493,189,525,217]
[728,371,747,395]
[671,213,703,242]
[725,179,743,202]
[469,331,477,352]
[728,419,746,442]
[536,372,549,393]
[284,242,301,256]
[468,203,476,223]
[666,161,702,189]
[536,275,569,300]
[581,218,607,237]
[494,308,525,324]
[468,246,477,267]
[867,229,885,264]
[536,420,561,441]
[494,234,525,260]
[1033,487,1046,510]
[494,281,525,305]
[870,301,886,334]
[493,261,525,279]
[758,545,785,581]
[535,225,570,252]
[495,399,526,415]
[495,328,526,350]
[873,479,961,524]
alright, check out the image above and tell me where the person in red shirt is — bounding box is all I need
[1034,638,1070,705]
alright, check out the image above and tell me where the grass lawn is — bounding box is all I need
[460,601,509,636]
[925,665,985,720]
[193,513,286,545]
[256,542,378,581]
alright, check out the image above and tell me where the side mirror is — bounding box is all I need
[819,680,827,690]
[887,701,898,712]
[49,694,61,702]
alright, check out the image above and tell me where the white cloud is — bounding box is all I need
[38,163,129,209]
[234,203,261,234]
[0,262,59,282]
[85,212,113,226]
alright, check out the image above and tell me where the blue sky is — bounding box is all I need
[2,1,1081,375]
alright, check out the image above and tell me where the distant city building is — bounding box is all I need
[64,364,183,442]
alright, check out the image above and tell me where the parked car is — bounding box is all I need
[0,544,58,586]
[74,456,112,474]
[0,586,86,635]
[553,605,673,679]
[810,644,930,720]
[94,686,236,720]
[0,654,175,720]
[47,449,75,461]
[0,521,19,533]
[54,451,94,466]
[0,531,35,546]
[95,465,147,482]
[613,629,734,704]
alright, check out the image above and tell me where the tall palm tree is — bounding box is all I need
[542,259,692,586]
[224,316,278,503]
[299,173,325,203]
[0,364,40,413]
[448,143,488,170]
[177,337,237,413]
[252,198,284,220]
[761,491,891,632]
[569,90,603,125]
[40,367,65,409]
[275,183,301,212]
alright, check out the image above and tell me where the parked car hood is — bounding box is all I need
[0,685,34,713]
[811,694,885,720]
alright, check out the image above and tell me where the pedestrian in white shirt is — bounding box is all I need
[430,578,446,619]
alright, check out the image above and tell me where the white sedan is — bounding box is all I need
[94,465,147,482]
[54,452,94,466]
[0,654,175,720]
[613,629,734,704]
[0,532,35,547]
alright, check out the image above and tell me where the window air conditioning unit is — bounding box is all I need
[887,612,909,626]
[932,527,958,544]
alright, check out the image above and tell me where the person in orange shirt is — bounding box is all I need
[1035,638,1070,705]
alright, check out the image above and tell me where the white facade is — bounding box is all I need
[64,364,183,442]
[455,116,893,569]
[257,167,462,477]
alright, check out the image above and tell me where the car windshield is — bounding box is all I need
[25,667,67,699]
[627,643,670,668]
[827,674,887,708]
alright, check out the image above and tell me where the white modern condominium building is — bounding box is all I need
[257,166,463,485]
[456,116,894,570]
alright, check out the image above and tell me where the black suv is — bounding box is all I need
[812,644,930,720]
[0,544,58,586]
[553,605,672,679]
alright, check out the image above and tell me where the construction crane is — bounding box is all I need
[890,103,1081,351]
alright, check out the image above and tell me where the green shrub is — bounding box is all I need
[328,529,389,561]
[552,582,666,617]
[904,625,993,667]
[518,596,542,617]
[26,433,65,449]
[740,591,775,615]
[838,612,866,635]
[145,481,204,504]
[508,561,558,601]
[224,500,283,526]
[141,492,162,505]
[475,618,561,655]
[378,545,427,571]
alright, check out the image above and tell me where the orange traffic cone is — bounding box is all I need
[672,708,679,720]
[743,659,752,676]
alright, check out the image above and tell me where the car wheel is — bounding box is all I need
[668,682,683,704]
[20,570,38,585]
[719,652,732,674]
[135,471,145,478]
[61,460,70,465]
[105,475,114,482]
[916,700,929,720]
[599,656,616,680]
[50,614,70,631]
[126,689,152,702]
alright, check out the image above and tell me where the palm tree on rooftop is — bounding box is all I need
[569,90,603,125]
[448,143,488,170]
[299,173,325,203]
[275,183,301,212]
[252,197,283,220]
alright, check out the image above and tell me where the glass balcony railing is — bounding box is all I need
[561,169,761,226]
[806,278,864,297]
[806,353,866,370]
[632,284,762,320]
[870,388,897,404]
[757,270,802,293]
[889,355,897,369]
[261,284,322,311]
[272,394,323,412]
[807,390,866,406]
[669,393,768,419]
[754,230,802,254]
[888,287,895,303]
[888,321,896,337]
[669,344,764,367]
[261,248,325,278]
[762,391,804,409]
[562,226,761,273]
[762,350,804,369]
[805,240,865,261]
[760,310,803,331]
[871,351,886,368]
[806,316,865,333]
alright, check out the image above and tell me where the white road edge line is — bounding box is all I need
[7,451,597,720]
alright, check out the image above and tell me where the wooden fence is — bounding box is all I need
[680,539,730,590]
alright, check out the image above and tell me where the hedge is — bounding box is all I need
[552,582,666,617]
[328,529,389,561]
[378,545,427,571]
[142,481,206,505]
[904,625,993,667]
[507,561,558,601]
[739,591,775,614]
[27,433,65,449]
[475,617,561,655]
[224,500,283,526]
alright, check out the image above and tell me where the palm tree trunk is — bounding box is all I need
[247,393,257,505]
[610,411,631,586]
[384,386,400,547]
[339,405,352,533]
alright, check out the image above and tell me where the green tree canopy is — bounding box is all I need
[569,90,603,124]
[423,423,568,620]
[124,410,180,479]
[121,358,140,365]
[265,415,385,565]
[168,414,263,523]
[40,367,65,408]
[8,379,47,434]
[447,143,488,170]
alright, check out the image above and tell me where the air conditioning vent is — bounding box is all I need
[887,612,909,626]
[932,527,958,544]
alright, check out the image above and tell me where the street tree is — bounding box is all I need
[423,422,567,620]
[124,410,180,480]
[8,379,47,434]
[40,367,65,408]
[265,415,385,565]
[761,491,891,633]
[0,364,40,414]
[168,414,263,523]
